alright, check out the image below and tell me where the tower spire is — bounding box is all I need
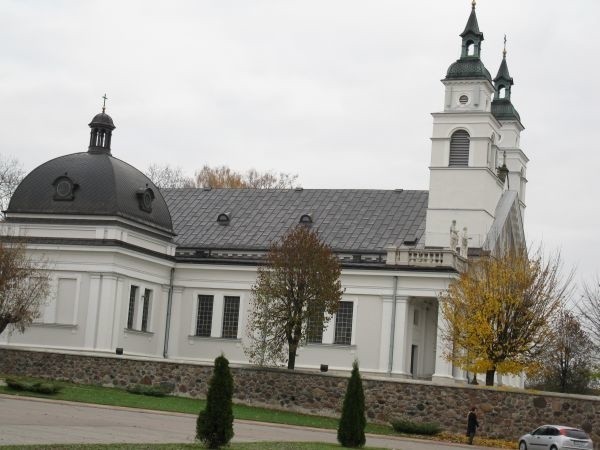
[491,40,522,125]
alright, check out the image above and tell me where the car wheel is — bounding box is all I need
[549,446,558,450]
[519,441,527,450]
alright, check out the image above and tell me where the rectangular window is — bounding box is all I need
[140,289,152,332]
[221,296,240,339]
[413,309,420,326]
[127,285,138,329]
[196,295,214,337]
[56,278,77,324]
[306,306,325,344]
[334,301,354,345]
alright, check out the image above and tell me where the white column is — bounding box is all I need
[378,296,393,372]
[167,286,185,358]
[96,274,118,352]
[84,275,102,349]
[432,300,455,383]
[110,277,125,351]
[391,296,411,376]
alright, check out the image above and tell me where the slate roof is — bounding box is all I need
[7,152,174,234]
[162,188,429,253]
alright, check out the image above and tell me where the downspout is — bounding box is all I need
[163,267,175,359]
[387,275,399,374]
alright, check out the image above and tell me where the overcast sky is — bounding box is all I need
[1,0,599,292]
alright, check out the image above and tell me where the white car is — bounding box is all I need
[518,425,593,450]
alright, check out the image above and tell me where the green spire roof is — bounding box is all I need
[494,55,513,84]
[444,2,491,82]
[492,49,522,125]
[460,4,483,39]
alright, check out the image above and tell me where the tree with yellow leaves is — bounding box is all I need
[440,248,571,386]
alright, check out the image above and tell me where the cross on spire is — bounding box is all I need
[102,94,108,113]
[503,34,507,57]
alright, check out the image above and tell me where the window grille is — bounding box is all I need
[334,301,354,345]
[222,296,240,339]
[449,130,470,167]
[196,295,214,337]
[141,289,152,332]
[127,285,138,329]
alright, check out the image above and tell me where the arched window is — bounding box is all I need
[449,130,470,167]
[466,40,475,56]
[498,86,506,99]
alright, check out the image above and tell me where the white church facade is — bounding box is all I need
[0,4,527,387]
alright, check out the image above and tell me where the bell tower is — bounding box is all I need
[425,2,505,249]
[491,41,528,218]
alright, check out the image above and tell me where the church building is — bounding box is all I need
[0,3,527,386]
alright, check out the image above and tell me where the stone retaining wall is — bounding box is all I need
[2,347,599,442]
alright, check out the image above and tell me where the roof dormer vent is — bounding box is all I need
[217,212,230,225]
[299,214,312,225]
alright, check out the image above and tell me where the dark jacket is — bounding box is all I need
[467,411,479,433]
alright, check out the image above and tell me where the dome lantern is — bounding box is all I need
[88,94,116,154]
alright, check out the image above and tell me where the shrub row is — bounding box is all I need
[5,377,62,395]
[126,384,172,397]
[391,418,442,435]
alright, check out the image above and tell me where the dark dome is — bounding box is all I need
[491,98,522,123]
[89,112,115,129]
[7,152,174,234]
[445,58,492,82]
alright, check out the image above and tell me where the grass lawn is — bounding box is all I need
[0,379,390,435]
[0,376,515,449]
[0,443,388,450]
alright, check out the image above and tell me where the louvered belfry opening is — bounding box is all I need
[449,130,470,166]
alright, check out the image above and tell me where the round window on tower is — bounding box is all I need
[459,95,469,105]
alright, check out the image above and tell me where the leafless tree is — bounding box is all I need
[144,164,194,189]
[0,236,51,335]
[195,165,298,189]
[0,155,25,213]
[577,276,600,355]
[527,310,594,394]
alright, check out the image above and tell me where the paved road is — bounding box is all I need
[0,395,501,450]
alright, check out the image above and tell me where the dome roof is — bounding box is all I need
[7,152,174,234]
[445,58,492,82]
[89,112,115,129]
[491,98,521,123]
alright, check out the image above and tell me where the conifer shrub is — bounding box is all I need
[5,377,62,395]
[391,418,442,435]
[337,360,366,448]
[126,383,171,397]
[196,354,234,449]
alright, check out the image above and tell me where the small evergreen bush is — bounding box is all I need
[391,418,441,435]
[337,360,366,448]
[196,354,234,449]
[126,384,171,397]
[5,377,62,395]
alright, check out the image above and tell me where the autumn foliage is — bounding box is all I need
[440,248,570,386]
[245,225,343,369]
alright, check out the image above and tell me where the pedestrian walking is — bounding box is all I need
[466,406,479,445]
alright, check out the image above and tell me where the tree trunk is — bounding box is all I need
[287,342,297,370]
[0,317,10,336]
[485,369,496,386]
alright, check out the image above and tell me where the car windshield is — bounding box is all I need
[564,429,589,439]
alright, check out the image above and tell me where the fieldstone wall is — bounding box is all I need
[2,347,599,442]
